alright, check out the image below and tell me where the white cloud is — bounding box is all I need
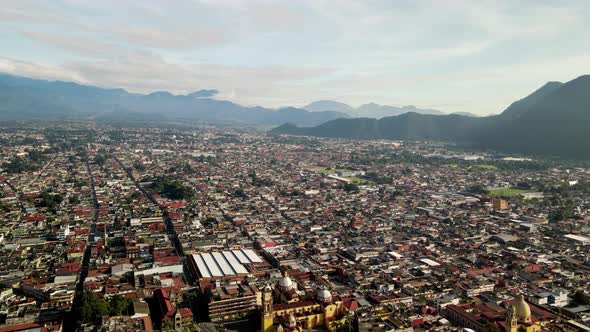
[0,55,334,107]
[0,57,87,83]
[1,0,589,114]
[111,25,228,50]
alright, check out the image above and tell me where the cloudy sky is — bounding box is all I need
[1,0,589,115]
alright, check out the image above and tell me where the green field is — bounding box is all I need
[303,166,375,185]
[474,164,498,171]
[343,176,375,185]
[487,188,529,197]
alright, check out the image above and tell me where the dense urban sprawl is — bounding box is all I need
[0,126,589,332]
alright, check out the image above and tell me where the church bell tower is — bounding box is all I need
[505,306,518,332]
[262,285,274,332]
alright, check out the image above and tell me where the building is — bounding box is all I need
[434,295,459,312]
[445,295,545,332]
[564,234,590,245]
[207,285,260,323]
[504,295,541,332]
[153,288,193,330]
[187,249,265,282]
[492,199,508,211]
[101,316,154,332]
[261,272,354,332]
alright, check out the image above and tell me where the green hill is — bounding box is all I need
[271,75,590,159]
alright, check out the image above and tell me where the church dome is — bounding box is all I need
[513,294,532,323]
[278,271,293,290]
[317,288,332,303]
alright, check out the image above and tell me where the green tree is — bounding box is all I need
[149,176,195,200]
[573,291,589,305]
[2,157,38,174]
[466,184,488,195]
[343,183,359,192]
[73,289,111,325]
[109,295,131,316]
[69,195,80,205]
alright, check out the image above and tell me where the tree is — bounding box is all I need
[94,154,108,166]
[549,199,575,223]
[149,176,195,200]
[466,184,488,195]
[69,195,80,205]
[133,161,146,171]
[343,183,359,192]
[36,188,64,214]
[73,289,110,324]
[109,295,131,316]
[97,300,110,318]
[573,291,589,305]
[234,188,247,198]
[2,157,38,174]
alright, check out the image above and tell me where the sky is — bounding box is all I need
[1,0,589,115]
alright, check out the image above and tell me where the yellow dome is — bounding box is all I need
[513,294,532,323]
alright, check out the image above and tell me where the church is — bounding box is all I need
[445,294,549,332]
[502,295,542,332]
[261,271,355,332]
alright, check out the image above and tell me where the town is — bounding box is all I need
[0,125,589,332]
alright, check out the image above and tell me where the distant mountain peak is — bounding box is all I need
[359,102,380,107]
[306,100,445,118]
[303,100,355,114]
[500,80,564,118]
[450,111,479,117]
[147,91,175,98]
[186,89,218,98]
[545,80,563,85]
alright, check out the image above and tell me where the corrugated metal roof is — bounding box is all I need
[232,249,251,264]
[193,254,211,278]
[242,249,263,263]
[223,251,249,274]
[202,253,223,277]
[212,252,235,275]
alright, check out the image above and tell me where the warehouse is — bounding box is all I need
[188,249,265,281]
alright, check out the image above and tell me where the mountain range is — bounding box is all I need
[0,72,452,126]
[2,72,589,158]
[0,73,347,127]
[303,100,446,118]
[271,75,590,159]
